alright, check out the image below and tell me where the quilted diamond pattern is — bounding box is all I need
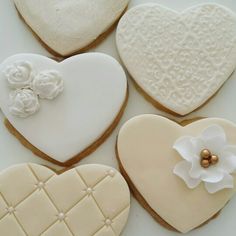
[0,215,25,235]
[45,169,87,212]
[0,195,8,218]
[15,191,59,236]
[0,163,130,236]
[0,165,38,206]
[66,196,105,235]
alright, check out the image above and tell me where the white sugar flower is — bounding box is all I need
[173,125,236,193]
[4,61,34,89]
[9,88,40,118]
[31,70,64,99]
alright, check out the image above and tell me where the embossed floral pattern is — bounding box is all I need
[173,125,236,194]
[116,4,236,115]
[4,61,64,118]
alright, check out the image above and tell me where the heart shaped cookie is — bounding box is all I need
[0,53,127,166]
[116,4,236,116]
[0,163,130,236]
[14,0,129,56]
[117,115,236,233]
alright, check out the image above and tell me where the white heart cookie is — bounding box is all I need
[0,163,130,236]
[117,115,236,233]
[116,4,236,115]
[0,53,127,166]
[14,0,129,56]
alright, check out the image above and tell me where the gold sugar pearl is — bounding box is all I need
[201,159,210,168]
[200,149,211,160]
[210,155,219,165]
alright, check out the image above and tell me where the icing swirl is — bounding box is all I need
[31,70,64,99]
[4,61,34,89]
[9,89,40,118]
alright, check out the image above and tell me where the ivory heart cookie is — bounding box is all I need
[0,53,127,166]
[116,4,236,116]
[117,115,236,233]
[14,0,130,56]
[0,163,130,235]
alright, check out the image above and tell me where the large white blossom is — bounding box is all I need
[173,125,236,193]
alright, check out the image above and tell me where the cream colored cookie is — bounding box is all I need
[117,114,236,233]
[14,0,130,56]
[0,163,130,236]
[116,4,236,116]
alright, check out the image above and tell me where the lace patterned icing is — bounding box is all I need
[116,4,236,115]
[4,61,34,89]
[9,88,40,118]
[31,70,64,99]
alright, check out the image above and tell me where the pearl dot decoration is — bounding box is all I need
[105,218,112,226]
[85,187,94,196]
[6,206,15,215]
[200,149,219,168]
[57,212,66,221]
[107,169,116,177]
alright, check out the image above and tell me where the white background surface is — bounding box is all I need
[0,0,236,235]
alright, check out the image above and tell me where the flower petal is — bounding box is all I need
[174,161,201,188]
[205,173,234,194]
[173,136,195,162]
[201,168,224,183]
[190,137,205,155]
[201,125,226,153]
[217,150,236,173]
[189,157,204,179]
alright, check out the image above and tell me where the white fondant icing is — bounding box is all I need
[116,4,236,115]
[9,88,40,118]
[31,70,63,99]
[0,163,130,236]
[4,61,33,89]
[117,115,236,233]
[173,125,236,193]
[14,0,130,56]
[0,53,127,163]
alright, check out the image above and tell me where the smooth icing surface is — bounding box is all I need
[14,0,130,56]
[117,115,236,233]
[116,4,236,115]
[0,163,130,235]
[0,53,127,162]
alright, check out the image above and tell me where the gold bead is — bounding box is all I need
[201,159,210,168]
[210,155,219,165]
[200,149,211,159]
